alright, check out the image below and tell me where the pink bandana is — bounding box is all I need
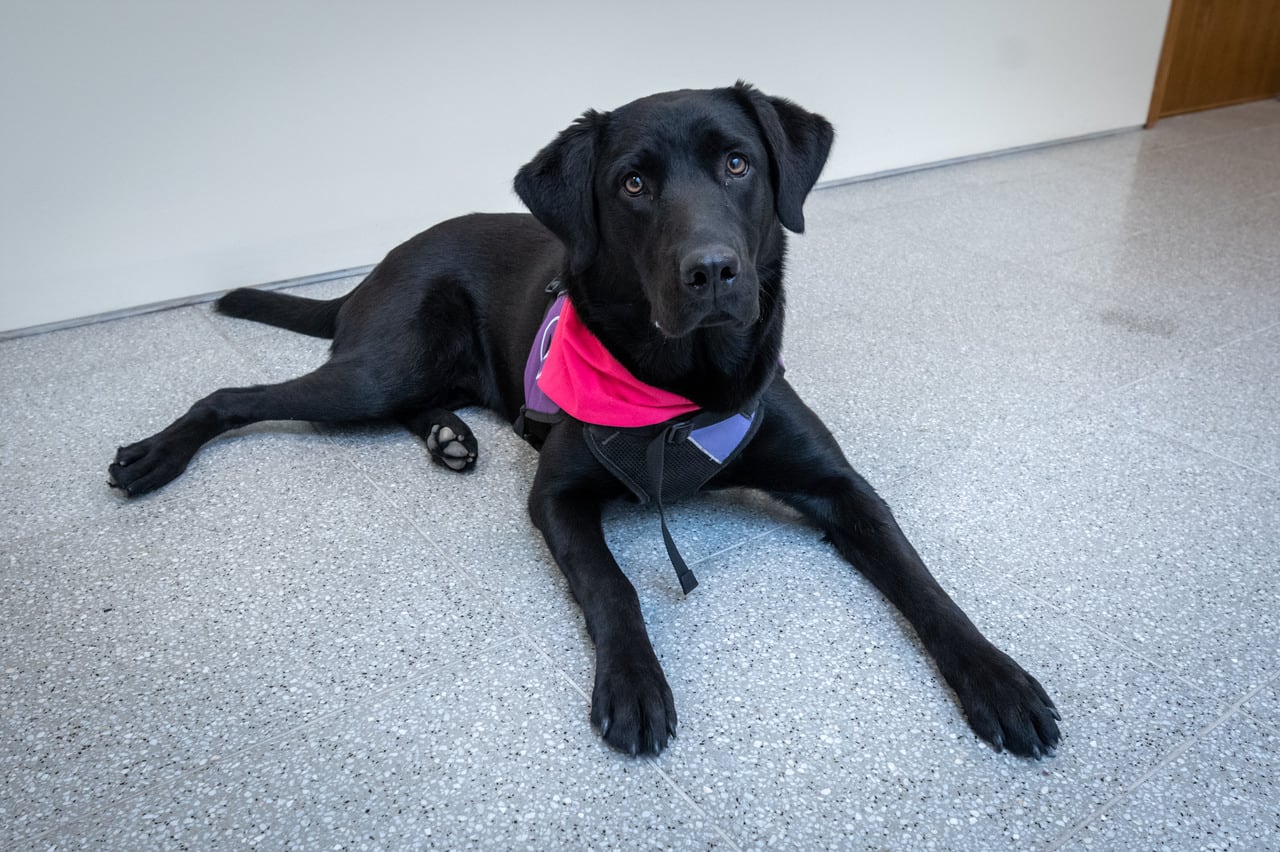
[537,298,700,427]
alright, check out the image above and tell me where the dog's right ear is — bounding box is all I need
[514,110,605,276]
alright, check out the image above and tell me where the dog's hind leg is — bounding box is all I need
[397,407,479,472]
[109,358,409,497]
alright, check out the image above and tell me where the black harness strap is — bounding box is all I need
[646,423,700,594]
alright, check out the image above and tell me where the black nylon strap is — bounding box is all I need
[646,425,699,594]
[582,406,762,594]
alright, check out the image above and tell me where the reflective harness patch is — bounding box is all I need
[514,286,762,594]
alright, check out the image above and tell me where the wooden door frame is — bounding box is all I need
[1146,0,1184,128]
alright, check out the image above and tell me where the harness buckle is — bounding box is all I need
[666,420,693,445]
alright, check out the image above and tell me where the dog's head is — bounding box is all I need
[515,83,834,339]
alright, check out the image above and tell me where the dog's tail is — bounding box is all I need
[215,288,350,339]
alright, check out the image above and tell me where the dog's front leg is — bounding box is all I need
[719,378,1061,757]
[528,423,677,756]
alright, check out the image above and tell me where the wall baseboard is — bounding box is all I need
[815,125,1140,189]
[0,265,375,342]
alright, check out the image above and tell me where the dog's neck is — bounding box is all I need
[566,264,786,415]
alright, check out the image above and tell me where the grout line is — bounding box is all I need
[1242,248,1280,264]
[303,421,606,687]
[967,166,1277,281]
[685,515,794,568]
[19,632,526,848]
[311,418,805,598]
[1045,674,1280,852]
[1122,419,1280,483]
[991,570,1280,845]
[207,434,756,852]
[1237,670,1280,736]
[649,763,747,852]
[523,635,592,705]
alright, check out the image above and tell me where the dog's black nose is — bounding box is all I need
[681,248,739,289]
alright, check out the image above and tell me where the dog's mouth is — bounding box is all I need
[652,308,753,337]
[700,310,744,328]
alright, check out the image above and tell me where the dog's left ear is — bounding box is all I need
[731,82,835,233]
[514,110,605,275]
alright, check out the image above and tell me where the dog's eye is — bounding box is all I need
[726,154,749,177]
[622,173,645,196]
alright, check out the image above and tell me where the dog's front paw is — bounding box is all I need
[949,643,1061,759]
[425,418,477,472]
[108,436,190,497]
[591,649,678,756]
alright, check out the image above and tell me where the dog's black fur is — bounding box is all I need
[109,83,1060,758]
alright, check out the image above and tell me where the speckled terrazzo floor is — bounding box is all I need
[3,100,1280,850]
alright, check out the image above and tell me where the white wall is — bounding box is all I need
[0,0,1170,334]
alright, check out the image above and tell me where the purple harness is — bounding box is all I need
[515,285,763,593]
[521,293,566,423]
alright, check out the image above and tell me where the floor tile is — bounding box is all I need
[0,306,223,379]
[0,308,262,542]
[1087,140,1280,229]
[807,143,1081,218]
[39,640,727,851]
[884,136,1280,265]
[1107,325,1280,480]
[881,164,1159,262]
[890,409,1280,704]
[1143,99,1280,149]
[1023,227,1280,347]
[1061,714,1280,851]
[1027,129,1162,170]
[644,528,1219,850]
[1177,121,1280,168]
[780,222,1201,485]
[0,444,512,845]
[1176,190,1280,263]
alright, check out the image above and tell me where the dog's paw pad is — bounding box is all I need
[426,422,477,471]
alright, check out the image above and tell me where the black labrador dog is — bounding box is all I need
[109,83,1060,758]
